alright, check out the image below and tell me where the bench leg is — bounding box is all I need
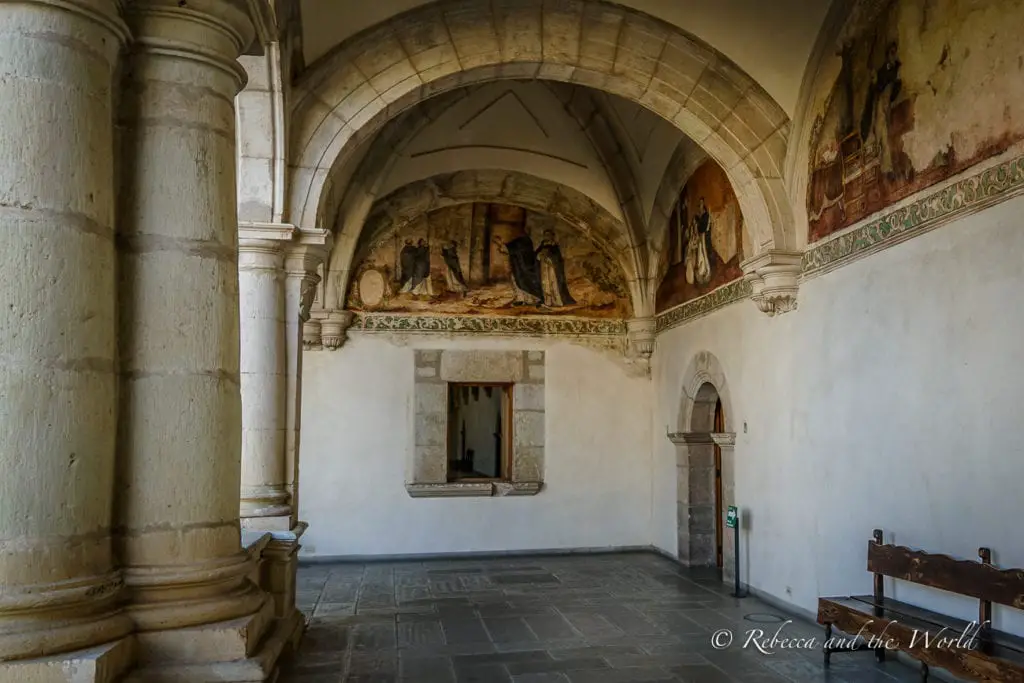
[921,662,929,682]
[875,644,885,663]
[823,623,832,667]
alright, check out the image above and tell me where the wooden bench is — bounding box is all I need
[817,529,1024,682]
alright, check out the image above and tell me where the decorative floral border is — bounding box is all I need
[803,152,1024,276]
[350,312,627,337]
[655,279,752,334]
[345,154,1024,341]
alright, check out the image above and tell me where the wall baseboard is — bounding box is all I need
[298,544,662,564]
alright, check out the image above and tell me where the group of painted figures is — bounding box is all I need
[396,229,576,308]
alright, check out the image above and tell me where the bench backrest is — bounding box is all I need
[867,529,1024,610]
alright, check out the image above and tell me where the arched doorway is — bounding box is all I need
[670,352,737,580]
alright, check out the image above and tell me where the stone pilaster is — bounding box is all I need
[239,224,295,524]
[283,232,330,526]
[0,0,134,677]
[115,0,272,674]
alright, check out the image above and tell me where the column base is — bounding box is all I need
[0,637,135,683]
[122,607,303,683]
[241,515,293,532]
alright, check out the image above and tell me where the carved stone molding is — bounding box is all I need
[741,250,802,316]
[667,432,737,447]
[284,229,330,326]
[626,317,656,360]
[238,221,296,244]
[298,275,319,322]
[319,310,355,350]
[405,481,543,498]
[302,315,323,350]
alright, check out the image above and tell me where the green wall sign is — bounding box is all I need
[725,506,738,529]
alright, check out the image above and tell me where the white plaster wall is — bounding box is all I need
[380,82,623,219]
[300,336,654,557]
[652,195,1024,636]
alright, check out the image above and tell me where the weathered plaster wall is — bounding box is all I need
[299,336,654,557]
[652,194,1024,636]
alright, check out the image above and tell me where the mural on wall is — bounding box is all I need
[346,203,631,319]
[656,160,745,314]
[807,0,1024,243]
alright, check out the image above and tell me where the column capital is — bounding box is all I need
[238,221,296,244]
[283,228,332,275]
[42,0,132,46]
[122,0,259,85]
[238,223,294,269]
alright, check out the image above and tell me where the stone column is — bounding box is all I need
[282,233,329,523]
[238,226,294,524]
[0,0,134,671]
[115,0,268,663]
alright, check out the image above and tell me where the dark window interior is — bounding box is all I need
[447,383,511,481]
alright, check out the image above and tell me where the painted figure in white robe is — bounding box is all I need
[684,198,712,286]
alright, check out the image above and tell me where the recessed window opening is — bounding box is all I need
[447,382,512,481]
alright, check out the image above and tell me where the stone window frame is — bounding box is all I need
[408,350,545,498]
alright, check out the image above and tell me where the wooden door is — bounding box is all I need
[714,398,724,568]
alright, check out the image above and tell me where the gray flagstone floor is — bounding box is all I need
[280,552,920,682]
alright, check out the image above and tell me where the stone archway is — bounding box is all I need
[669,351,737,580]
[287,0,795,263]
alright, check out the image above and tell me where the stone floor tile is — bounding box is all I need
[279,553,920,683]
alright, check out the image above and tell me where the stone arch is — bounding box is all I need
[679,350,734,432]
[288,0,794,262]
[670,350,736,574]
[318,81,657,312]
[327,169,641,317]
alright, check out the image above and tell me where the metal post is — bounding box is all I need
[732,509,745,598]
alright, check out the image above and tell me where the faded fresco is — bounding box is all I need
[346,203,631,319]
[807,0,1024,243]
[656,160,745,313]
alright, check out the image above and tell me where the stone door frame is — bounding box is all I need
[669,352,737,581]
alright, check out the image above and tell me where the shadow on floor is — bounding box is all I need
[279,551,921,682]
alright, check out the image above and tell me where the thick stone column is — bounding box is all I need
[0,0,134,672]
[283,233,329,525]
[239,226,294,524]
[115,0,268,664]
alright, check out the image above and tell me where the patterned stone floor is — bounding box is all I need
[280,552,919,682]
